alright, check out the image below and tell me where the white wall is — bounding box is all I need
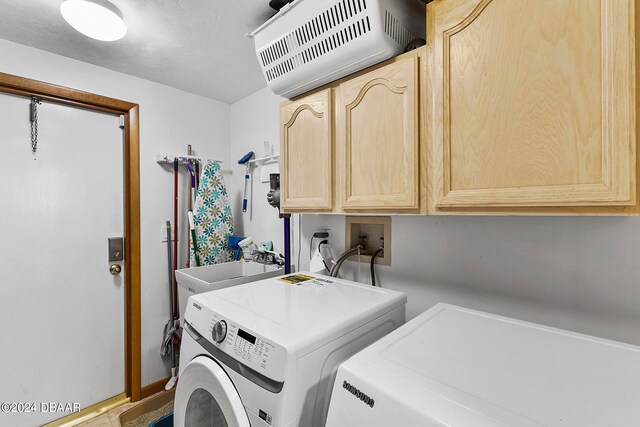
[0,39,231,387]
[228,87,299,256]
[230,87,640,348]
[300,215,640,346]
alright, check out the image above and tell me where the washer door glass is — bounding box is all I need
[175,356,251,427]
[185,388,229,427]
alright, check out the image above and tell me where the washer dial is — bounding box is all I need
[212,320,227,343]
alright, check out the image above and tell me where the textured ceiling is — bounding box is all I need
[0,0,275,103]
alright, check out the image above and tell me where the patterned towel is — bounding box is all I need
[190,161,234,266]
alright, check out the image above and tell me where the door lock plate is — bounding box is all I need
[108,237,124,262]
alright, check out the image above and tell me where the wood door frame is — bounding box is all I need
[0,72,142,402]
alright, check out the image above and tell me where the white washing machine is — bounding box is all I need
[326,303,640,426]
[174,273,406,427]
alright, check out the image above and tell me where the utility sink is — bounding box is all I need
[175,261,282,319]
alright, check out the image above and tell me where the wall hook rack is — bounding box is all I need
[155,152,223,165]
[248,154,280,166]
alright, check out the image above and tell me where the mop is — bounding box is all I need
[161,221,181,385]
[164,159,182,390]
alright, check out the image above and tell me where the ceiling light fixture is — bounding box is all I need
[60,0,127,42]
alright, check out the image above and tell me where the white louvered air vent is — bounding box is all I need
[250,0,425,99]
[384,10,413,48]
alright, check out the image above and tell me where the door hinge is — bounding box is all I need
[119,115,125,129]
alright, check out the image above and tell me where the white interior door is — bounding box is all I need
[0,93,125,426]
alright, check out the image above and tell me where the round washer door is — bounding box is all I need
[174,356,251,427]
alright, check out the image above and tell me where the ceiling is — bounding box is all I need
[0,0,276,103]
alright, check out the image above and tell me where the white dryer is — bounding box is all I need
[326,303,640,426]
[174,273,406,427]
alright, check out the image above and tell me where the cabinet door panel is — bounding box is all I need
[339,56,419,210]
[428,0,635,208]
[281,89,332,210]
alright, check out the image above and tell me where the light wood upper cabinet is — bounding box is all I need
[279,2,638,216]
[337,55,420,210]
[280,88,333,211]
[427,0,636,210]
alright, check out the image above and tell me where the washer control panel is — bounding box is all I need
[186,300,288,382]
[210,313,287,382]
[225,321,276,367]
